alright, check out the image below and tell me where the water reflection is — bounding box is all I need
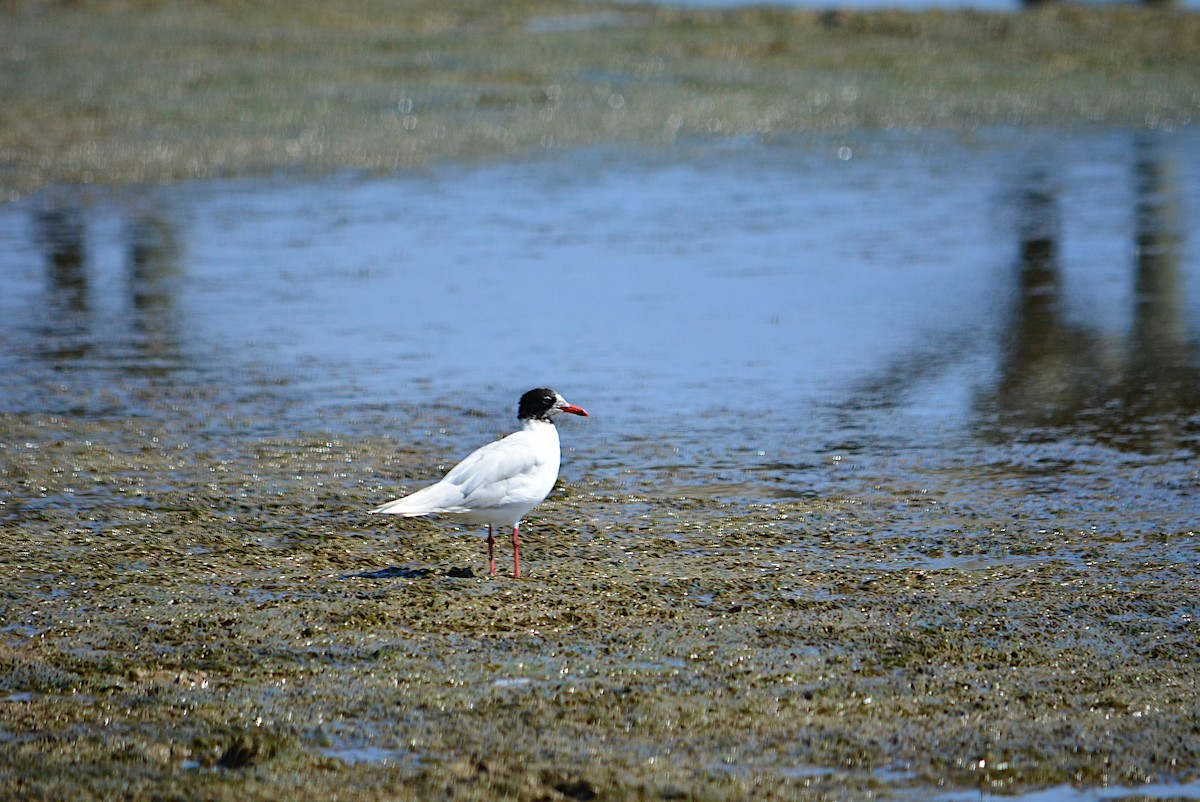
[28,198,184,375]
[982,135,1199,453]
[125,212,183,370]
[34,203,91,360]
[1128,138,1196,428]
[2,130,1197,468]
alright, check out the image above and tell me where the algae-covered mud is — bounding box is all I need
[1,408,1196,802]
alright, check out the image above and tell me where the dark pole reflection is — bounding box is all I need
[34,202,92,360]
[1118,135,1199,447]
[991,166,1105,429]
[35,204,88,313]
[126,212,183,372]
[984,136,1199,454]
[29,198,185,375]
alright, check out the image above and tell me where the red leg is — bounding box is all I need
[487,525,495,577]
[512,524,521,578]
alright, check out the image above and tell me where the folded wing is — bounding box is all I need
[369,429,556,517]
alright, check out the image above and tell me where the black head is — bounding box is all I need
[517,388,588,422]
[518,388,560,421]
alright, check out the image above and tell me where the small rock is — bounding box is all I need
[551,775,598,801]
[217,733,276,769]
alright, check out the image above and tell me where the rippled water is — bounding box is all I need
[931,778,1200,802]
[2,128,1198,531]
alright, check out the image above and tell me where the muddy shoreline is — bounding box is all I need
[2,401,1197,800]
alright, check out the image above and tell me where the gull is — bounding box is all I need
[370,388,588,576]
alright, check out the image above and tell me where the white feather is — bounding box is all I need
[369,419,562,528]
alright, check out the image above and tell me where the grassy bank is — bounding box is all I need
[2,0,1198,195]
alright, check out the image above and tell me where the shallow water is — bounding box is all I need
[3,128,1198,534]
[931,778,1200,801]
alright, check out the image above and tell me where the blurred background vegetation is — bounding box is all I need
[1,0,1198,195]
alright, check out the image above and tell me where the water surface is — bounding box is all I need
[2,128,1198,530]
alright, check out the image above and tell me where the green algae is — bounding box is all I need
[2,0,1200,196]
[1,407,1197,801]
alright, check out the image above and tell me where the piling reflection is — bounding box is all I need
[126,213,183,371]
[1125,138,1195,426]
[34,203,91,360]
[982,136,1199,453]
[29,199,184,375]
[990,166,1104,425]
